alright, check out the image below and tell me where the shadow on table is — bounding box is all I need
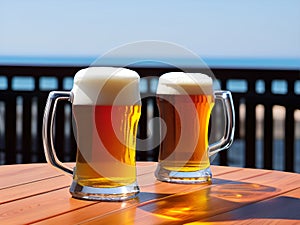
[204,195,300,223]
[81,179,298,224]
[137,179,280,224]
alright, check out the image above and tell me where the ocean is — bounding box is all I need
[0,56,300,93]
[1,55,300,69]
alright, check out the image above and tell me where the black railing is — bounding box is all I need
[0,65,299,172]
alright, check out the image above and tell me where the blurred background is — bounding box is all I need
[0,0,299,171]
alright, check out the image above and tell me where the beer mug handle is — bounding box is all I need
[43,91,73,175]
[208,90,235,157]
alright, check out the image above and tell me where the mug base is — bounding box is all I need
[155,164,212,184]
[69,181,139,201]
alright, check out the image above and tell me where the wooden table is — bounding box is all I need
[1,162,300,224]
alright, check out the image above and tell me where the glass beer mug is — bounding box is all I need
[43,67,141,201]
[155,72,235,183]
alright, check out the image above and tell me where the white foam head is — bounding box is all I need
[71,67,141,105]
[156,72,213,95]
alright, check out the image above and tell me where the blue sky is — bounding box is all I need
[0,0,299,65]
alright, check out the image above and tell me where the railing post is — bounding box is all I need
[285,106,295,172]
[245,99,256,168]
[5,95,17,164]
[22,96,32,163]
[263,102,273,170]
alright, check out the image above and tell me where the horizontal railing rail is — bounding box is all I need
[0,65,299,172]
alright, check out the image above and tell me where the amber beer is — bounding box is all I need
[155,72,215,183]
[157,94,214,171]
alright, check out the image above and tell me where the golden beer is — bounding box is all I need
[73,104,141,188]
[43,67,142,200]
[68,67,141,199]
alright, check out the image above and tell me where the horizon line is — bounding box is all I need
[0,55,299,69]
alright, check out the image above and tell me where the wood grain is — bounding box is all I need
[0,163,299,225]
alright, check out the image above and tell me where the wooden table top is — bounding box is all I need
[1,162,300,224]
